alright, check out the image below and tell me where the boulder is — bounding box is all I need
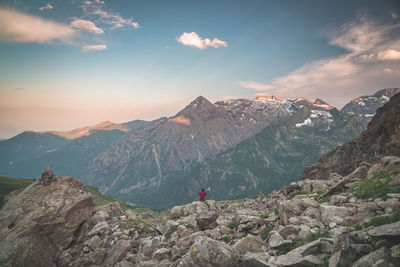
[368,221,400,238]
[168,206,184,219]
[352,247,393,267]
[268,232,292,249]
[272,254,322,266]
[88,221,109,236]
[196,210,218,230]
[328,246,355,267]
[319,204,350,225]
[278,225,301,240]
[94,201,123,217]
[233,235,266,255]
[153,248,171,262]
[0,176,93,267]
[176,231,207,255]
[103,239,131,266]
[177,236,236,266]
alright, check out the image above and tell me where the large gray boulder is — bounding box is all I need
[196,210,219,230]
[177,236,237,266]
[0,175,93,267]
[368,221,400,238]
[233,235,266,255]
[352,247,393,267]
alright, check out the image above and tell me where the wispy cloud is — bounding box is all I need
[0,8,76,44]
[12,87,27,91]
[82,44,107,51]
[39,3,54,11]
[71,18,104,34]
[238,81,273,91]
[177,32,227,49]
[377,49,400,60]
[81,0,140,30]
[239,15,400,107]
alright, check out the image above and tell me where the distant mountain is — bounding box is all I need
[0,89,396,209]
[341,88,400,119]
[84,95,367,208]
[152,100,366,207]
[0,119,153,178]
[302,91,400,180]
[82,96,296,201]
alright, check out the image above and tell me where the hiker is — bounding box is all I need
[199,188,206,201]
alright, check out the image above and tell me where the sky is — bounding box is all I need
[0,0,399,139]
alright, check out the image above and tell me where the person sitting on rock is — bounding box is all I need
[199,188,206,201]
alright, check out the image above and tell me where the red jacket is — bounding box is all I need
[199,191,206,200]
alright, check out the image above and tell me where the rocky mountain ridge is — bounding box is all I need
[0,89,394,208]
[341,88,400,119]
[302,91,400,181]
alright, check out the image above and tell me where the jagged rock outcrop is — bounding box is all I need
[0,168,93,267]
[341,88,400,119]
[302,92,400,180]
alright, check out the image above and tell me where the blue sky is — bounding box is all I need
[0,0,399,138]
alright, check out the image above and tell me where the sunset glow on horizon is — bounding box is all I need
[1,0,399,139]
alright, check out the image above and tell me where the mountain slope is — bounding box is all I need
[341,88,399,119]
[302,91,400,180]
[82,96,296,205]
[169,103,366,206]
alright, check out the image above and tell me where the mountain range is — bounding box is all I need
[0,88,398,208]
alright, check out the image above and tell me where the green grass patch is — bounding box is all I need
[241,233,248,238]
[84,185,132,211]
[222,235,230,243]
[165,224,179,240]
[227,221,239,230]
[120,219,155,233]
[352,164,400,200]
[0,176,34,208]
[362,211,400,229]
[260,225,274,240]
[312,189,326,200]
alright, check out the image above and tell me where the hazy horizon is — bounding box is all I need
[1,0,400,138]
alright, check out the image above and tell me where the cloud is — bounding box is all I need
[383,68,392,73]
[239,81,273,91]
[81,1,140,30]
[0,8,76,44]
[12,87,27,91]
[82,44,107,51]
[377,49,400,60]
[71,18,104,34]
[239,15,400,107]
[391,11,398,19]
[177,32,227,49]
[39,3,54,11]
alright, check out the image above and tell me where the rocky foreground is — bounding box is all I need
[1,156,400,267]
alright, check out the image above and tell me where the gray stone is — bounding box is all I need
[153,248,171,261]
[233,235,265,255]
[88,221,109,236]
[368,221,400,237]
[352,247,393,267]
[272,254,322,266]
[177,236,236,266]
[319,204,350,225]
[196,210,219,230]
[85,235,102,250]
[268,232,292,249]
[102,239,131,266]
